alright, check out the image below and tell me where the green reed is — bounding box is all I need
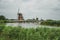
[0,26,60,40]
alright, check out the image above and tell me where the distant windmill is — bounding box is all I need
[17,8,24,21]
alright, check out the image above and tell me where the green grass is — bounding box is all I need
[0,26,60,40]
[41,20,60,26]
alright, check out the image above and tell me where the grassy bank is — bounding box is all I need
[0,26,60,40]
[41,20,60,26]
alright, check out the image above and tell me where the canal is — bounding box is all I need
[6,23,60,28]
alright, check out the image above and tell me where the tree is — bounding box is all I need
[0,15,6,20]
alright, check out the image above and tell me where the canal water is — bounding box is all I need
[6,23,60,28]
[6,23,40,28]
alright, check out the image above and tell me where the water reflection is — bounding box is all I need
[6,23,60,28]
[6,23,40,28]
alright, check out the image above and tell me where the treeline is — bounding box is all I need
[0,26,60,40]
[0,15,8,23]
[0,15,6,23]
[41,20,60,26]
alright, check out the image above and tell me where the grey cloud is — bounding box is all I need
[22,0,30,1]
[0,0,60,20]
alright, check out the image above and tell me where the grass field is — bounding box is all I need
[0,25,60,40]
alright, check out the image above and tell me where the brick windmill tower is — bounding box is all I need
[18,9,24,21]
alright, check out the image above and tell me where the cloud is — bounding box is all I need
[21,0,60,20]
[0,0,60,20]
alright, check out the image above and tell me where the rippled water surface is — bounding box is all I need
[6,23,60,28]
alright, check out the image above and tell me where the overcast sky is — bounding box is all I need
[0,0,60,20]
